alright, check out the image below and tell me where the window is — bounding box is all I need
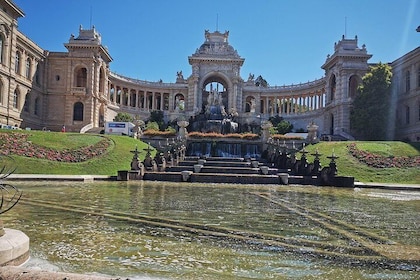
[418,67,420,88]
[0,34,3,64]
[405,70,410,92]
[15,51,20,74]
[99,68,105,93]
[330,75,336,101]
[418,103,420,121]
[75,67,87,87]
[405,106,410,124]
[25,58,31,79]
[35,64,40,85]
[0,81,2,104]
[13,89,19,108]
[34,97,40,116]
[73,102,84,121]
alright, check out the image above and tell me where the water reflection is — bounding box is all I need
[3,181,419,279]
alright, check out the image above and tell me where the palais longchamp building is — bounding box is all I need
[0,0,419,141]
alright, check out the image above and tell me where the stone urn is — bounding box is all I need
[261,121,273,142]
[177,120,189,139]
[306,122,319,144]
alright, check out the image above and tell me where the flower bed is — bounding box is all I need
[347,142,420,168]
[188,132,259,140]
[271,134,304,140]
[143,130,176,137]
[0,133,111,162]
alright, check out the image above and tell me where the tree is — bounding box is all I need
[113,112,134,122]
[350,63,392,140]
[148,110,165,130]
[268,116,293,134]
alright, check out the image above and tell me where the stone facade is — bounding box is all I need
[0,0,419,141]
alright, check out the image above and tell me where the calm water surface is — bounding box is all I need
[3,181,420,279]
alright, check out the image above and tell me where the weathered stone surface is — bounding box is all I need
[0,229,29,266]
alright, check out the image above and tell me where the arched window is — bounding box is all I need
[34,97,40,116]
[13,89,19,108]
[349,75,359,98]
[75,67,87,87]
[0,34,4,64]
[73,102,84,121]
[25,58,31,79]
[23,92,30,112]
[330,75,336,101]
[15,51,20,74]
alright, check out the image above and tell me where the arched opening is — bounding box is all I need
[174,93,185,112]
[202,77,228,117]
[73,102,84,121]
[245,96,256,113]
[330,75,336,101]
[349,75,359,98]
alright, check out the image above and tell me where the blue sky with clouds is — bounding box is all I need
[14,0,419,85]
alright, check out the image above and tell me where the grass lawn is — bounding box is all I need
[0,129,153,175]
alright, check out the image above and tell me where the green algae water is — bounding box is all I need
[3,181,420,279]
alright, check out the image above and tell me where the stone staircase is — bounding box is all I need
[143,156,288,185]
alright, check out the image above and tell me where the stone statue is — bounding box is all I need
[177,71,183,79]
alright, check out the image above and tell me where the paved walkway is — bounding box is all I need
[3,174,420,190]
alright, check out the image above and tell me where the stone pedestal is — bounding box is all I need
[0,228,30,266]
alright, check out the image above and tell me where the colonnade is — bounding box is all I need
[108,74,327,120]
[108,84,187,113]
[260,90,326,115]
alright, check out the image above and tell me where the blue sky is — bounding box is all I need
[13,0,419,85]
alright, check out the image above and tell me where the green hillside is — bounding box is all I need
[303,141,420,184]
[0,129,419,184]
